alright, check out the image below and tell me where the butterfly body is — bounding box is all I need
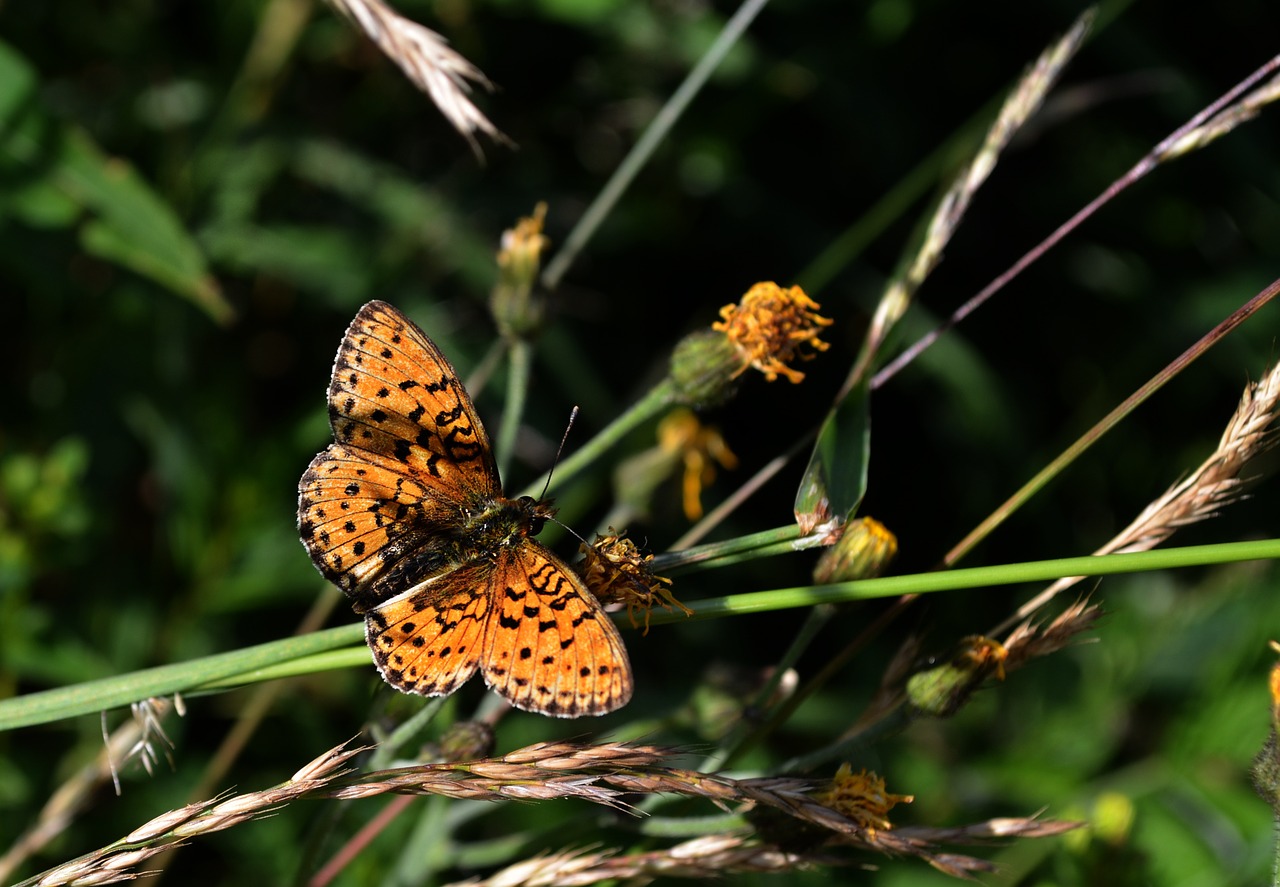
[299,301,632,717]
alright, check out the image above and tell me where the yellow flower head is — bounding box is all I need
[670,282,834,406]
[813,765,913,833]
[712,282,833,384]
[812,517,898,583]
[491,203,550,338]
[577,530,688,634]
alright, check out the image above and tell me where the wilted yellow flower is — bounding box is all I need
[812,517,897,583]
[812,765,913,832]
[658,408,738,521]
[578,530,689,633]
[712,282,833,384]
[670,282,833,405]
[491,202,550,338]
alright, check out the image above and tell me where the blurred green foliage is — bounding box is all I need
[3,0,1280,884]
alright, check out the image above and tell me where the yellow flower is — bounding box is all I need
[812,517,898,583]
[670,282,833,405]
[577,530,688,633]
[813,765,913,833]
[712,282,833,384]
[491,203,550,338]
[658,408,738,521]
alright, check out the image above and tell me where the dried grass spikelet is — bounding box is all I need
[325,0,504,150]
[1013,361,1280,623]
[27,738,1078,885]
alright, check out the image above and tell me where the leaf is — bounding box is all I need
[793,375,870,535]
[0,39,231,323]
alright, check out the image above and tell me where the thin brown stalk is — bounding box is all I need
[324,0,504,151]
[997,360,1280,631]
[874,52,1280,390]
[945,276,1280,568]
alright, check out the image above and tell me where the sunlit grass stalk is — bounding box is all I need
[945,277,1280,567]
[4,543,1280,732]
[0,625,359,731]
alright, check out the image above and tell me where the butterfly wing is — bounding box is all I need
[482,543,633,717]
[299,301,499,611]
[363,562,495,697]
[325,300,498,499]
[299,300,636,717]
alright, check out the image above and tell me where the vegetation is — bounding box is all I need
[3,1,1280,884]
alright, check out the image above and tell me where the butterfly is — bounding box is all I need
[297,301,633,717]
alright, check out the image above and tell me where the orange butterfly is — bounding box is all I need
[298,301,632,717]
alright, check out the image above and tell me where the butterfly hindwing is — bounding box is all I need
[482,544,633,717]
[364,562,495,697]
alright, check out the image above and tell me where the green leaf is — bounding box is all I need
[0,39,231,323]
[793,375,870,533]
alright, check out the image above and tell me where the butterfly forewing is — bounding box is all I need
[299,444,461,606]
[297,300,634,717]
[330,300,499,501]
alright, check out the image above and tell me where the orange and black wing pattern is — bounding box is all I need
[298,300,633,717]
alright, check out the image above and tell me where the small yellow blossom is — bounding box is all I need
[577,530,688,633]
[658,408,738,521]
[491,203,550,338]
[812,517,898,583]
[813,765,913,833]
[712,282,833,384]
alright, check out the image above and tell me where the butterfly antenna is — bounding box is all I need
[539,406,579,503]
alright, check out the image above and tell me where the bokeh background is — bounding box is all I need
[4,0,1280,884]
